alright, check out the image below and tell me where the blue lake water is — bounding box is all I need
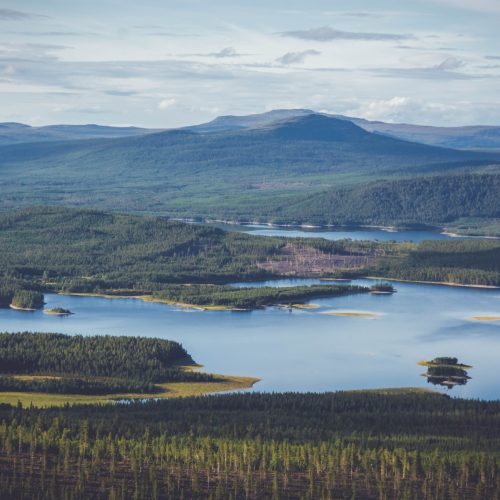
[1,279,499,399]
[214,223,476,243]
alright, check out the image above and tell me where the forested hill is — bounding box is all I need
[0,206,283,289]
[0,114,497,219]
[0,206,499,295]
[273,173,500,227]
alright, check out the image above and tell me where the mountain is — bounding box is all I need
[0,123,158,146]
[4,110,500,151]
[345,118,500,152]
[0,113,498,222]
[185,109,314,133]
[188,109,500,151]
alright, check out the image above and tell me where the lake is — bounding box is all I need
[212,222,478,242]
[1,279,499,399]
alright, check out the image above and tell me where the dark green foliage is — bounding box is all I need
[46,307,71,314]
[0,332,215,384]
[0,376,160,395]
[0,391,499,498]
[276,173,500,226]
[433,357,458,365]
[0,206,283,291]
[10,290,44,309]
[375,239,500,286]
[0,206,384,296]
[370,283,395,292]
[155,283,368,308]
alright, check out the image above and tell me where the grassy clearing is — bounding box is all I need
[0,373,259,408]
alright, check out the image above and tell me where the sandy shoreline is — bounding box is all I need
[366,276,500,290]
[320,310,381,318]
[470,316,500,321]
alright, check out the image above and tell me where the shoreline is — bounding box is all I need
[0,373,261,408]
[43,310,73,316]
[9,304,38,311]
[59,292,248,311]
[173,217,500,239]
[365,276,500,290]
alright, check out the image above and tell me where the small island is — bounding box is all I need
[418,357,472,389]
[370,283,396,294]
[43,307,73,315]
[9,290,44,311]
[150,283,370,310]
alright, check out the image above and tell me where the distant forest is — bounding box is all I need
[273,173,500,227]
[0,207,499,304]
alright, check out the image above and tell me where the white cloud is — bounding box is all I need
[158,98,176,110]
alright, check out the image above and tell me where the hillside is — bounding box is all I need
[0,206,499,298]
[0,114,497,221]
[274,173,500,227]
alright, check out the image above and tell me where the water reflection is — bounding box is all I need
[419,357,472,390]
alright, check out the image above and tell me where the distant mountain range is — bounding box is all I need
[0,122,159,146]
[2,109,500,151]
[0,111,499,231]
[189,110,500,151]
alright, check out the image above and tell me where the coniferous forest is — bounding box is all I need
[0,206,499,312]
[0,391,499,499]
[3,1,500,497]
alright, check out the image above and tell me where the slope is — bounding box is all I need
[0,113,497,218]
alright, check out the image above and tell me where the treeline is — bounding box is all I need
[0,206,283,292]
[0,206,385,297]
[0,375,160,395]
[0,206,499,294]
[0,277,44,308]
[154,283,368,309]
[374,239,500,286]
[0,333,215,397]
[0,391,499,498]
[273,173,500,227]
[9,290,44,309]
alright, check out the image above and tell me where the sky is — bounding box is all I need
[1,0,500,128]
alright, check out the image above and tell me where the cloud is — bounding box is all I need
[2,64,15,75]
[105,90,139,96]
[486,55,500,60]
[436,56,464,70]
[371,57,476,80]
[419,0,500,14]
[174,47,248,58]
[0,8,47,20]
[276,50,321,65]
[279,26,414,42]
[211,47,239,58]
[158,98,177,110]
[8,31,88,37]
